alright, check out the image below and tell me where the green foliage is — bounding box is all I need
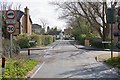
[90,34,111,49]
[16,34,30,49]
[104,57,120,68]
[89,33,102,48]
[43,35,54,46]
[77,34,86,45]
[1,59,38,78]
[16,33,55,48]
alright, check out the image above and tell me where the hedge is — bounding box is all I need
[16,33,55,48]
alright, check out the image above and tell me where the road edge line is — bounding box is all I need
[31,62,45,78]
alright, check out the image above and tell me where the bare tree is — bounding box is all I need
[51,1,118,40]
[39,18,49,28]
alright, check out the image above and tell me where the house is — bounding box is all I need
[64,27,72,39]
[32,24,43,34]
[13,6,32,35]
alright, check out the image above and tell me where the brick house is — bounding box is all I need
[13,6,32,35]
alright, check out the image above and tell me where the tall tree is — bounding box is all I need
[51,1,118,40]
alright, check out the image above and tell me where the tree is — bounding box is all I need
[39,18,48,28]
[51,1,118,40]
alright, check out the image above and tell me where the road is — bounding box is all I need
[31,40,120,78]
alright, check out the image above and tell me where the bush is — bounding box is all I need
[42,35,54,46]
[16,34,30,49]
[77,34,86,45]
[30,34,42,46]
[89,33,104,48]
[104,57,120,68]
[90,37,111,49]
[16,33,55,48]
[90,38,103,48]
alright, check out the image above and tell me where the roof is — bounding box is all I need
[16,10,24,21]
[16,10,32,23]
[32,24,42,29]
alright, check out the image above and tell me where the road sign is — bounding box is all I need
[106,8,116,24]
[6,24,16,34]
[6,19,16,24]
[6,10,15,19]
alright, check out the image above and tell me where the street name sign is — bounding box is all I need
[6,19,16,24]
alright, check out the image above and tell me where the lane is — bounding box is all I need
[32,40,120,78]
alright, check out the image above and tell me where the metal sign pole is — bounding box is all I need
[10,34,12,58]
[111,24,113,59]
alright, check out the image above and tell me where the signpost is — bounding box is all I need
[0,12,2,58]
[6,10,16,58]
[0,11,2,75]
[106,8,116,59]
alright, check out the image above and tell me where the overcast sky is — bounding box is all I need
[1,0,67,30]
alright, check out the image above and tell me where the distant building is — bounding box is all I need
[32,24,42,34]
[64,27,72,39]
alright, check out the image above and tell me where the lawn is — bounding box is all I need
[96,53,120,61]
[0,57,38,78]
[104,57,120,68]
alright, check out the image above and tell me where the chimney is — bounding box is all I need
[24,6,29,34]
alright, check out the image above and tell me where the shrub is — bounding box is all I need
[16,34,30,49]
[90,38,103,48]
[16,33,55,48]
[30,34,42,46]
[90,37,111,49]
[77,34,86,45]
[89,33,104,48]
[43,35,54,46]
[104,57,120,68]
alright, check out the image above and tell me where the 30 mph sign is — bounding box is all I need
[6,24,16,34]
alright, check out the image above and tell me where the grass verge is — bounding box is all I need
[96,53,119,61]
[104,57,120,68]
[0,57,38,78]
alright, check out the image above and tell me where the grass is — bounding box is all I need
[104,57,120,68]
[96,53,120,61]
[0,57,38,78]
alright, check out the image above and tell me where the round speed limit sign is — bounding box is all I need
[6,24,16,34]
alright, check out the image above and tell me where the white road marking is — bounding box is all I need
[31,62,45,78]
